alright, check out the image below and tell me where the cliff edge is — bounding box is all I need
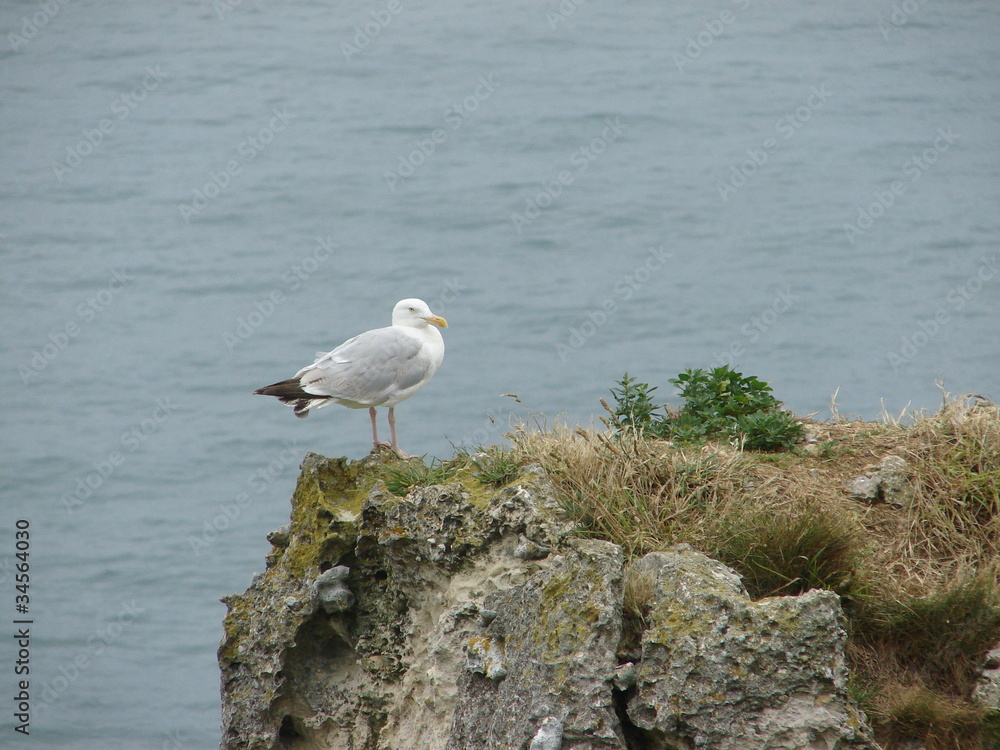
[218,451,882,750]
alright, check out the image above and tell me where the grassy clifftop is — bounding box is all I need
[412,388,998,749]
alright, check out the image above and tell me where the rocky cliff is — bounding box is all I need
[217,451,891,749]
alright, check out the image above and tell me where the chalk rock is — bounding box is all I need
[626,544,878,750]
[219,453,584,750]
[448,539,626,750]
[846,474,881,501]
[314,565,355,614]
[528,716,564,750]
[974,647,1000,713]
[847,454,912,507]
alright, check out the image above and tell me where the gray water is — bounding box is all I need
[2,0,998,746]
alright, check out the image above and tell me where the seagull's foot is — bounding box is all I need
[392,446,415,460]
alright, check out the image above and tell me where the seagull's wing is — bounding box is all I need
[294,326,431,407]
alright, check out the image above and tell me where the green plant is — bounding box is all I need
[737,409,806,451]
[866,571,1000,691]
[384,457,461,496]
[846,674,883,717]
[608,373,662,433]
[711,503,864,599]
[607,366,804,451]
[469,448,523,487]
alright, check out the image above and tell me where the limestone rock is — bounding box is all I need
[529,716,565,750]
[464,635,508,681]
[974,646,1000,713]
[218,452,585,750]
[447,540,626,750]
[314,565,355,614]
[846,474,880,501]
[847,454,912,507]
[626,545,879,750]
[219,454,880,750]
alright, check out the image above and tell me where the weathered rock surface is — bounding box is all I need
[846,454,912,507]
[626,546,878,750]
[448,539,626,749]
[974,647,1000,714]
[219,452,880,750]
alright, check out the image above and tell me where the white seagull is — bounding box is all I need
[254,298,447,457]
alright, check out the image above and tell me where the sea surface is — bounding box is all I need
[1,1,998,746]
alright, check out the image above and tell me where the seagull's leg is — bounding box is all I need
[369,407,391,450]
[387,407,413,459]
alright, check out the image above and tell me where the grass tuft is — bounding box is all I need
[710,501,864,599]
[467,447,524,487]
[383,457,462,497]
[860,569,1000,693]
[877,684,985,750]
[620,561,657,660]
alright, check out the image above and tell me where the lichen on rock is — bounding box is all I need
[626,545,879,750]
[218,451,582,750]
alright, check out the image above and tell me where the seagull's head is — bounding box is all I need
[393,298,448,329]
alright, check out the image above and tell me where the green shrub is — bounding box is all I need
[608,373,662,433]
[608,366,804,451]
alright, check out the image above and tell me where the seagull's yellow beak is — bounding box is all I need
[424,315,448,328]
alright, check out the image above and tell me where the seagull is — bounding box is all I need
[254,298,447,458]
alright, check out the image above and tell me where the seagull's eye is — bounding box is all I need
[408,307,415,312]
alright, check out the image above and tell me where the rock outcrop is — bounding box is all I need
[626,548,873,750]
[845,455,912,507]
[218,452,880,750]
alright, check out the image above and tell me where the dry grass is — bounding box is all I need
[509,423,870,598]
[620,561,657,661]
[508,396,1000,749]
[873,683,985,750]
[877,398,1000,588]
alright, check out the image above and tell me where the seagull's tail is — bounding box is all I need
[253,378,331,418]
